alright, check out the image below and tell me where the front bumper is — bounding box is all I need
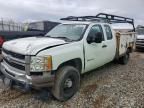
[0,62,55,89]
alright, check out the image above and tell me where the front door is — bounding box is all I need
[84,24,107,72]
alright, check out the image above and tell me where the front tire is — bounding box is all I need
[52,66,80,101]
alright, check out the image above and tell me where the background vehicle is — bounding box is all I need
[0,21,60,50]
[136,26,144,49]
[0,13,136,101]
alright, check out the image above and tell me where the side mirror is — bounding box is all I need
[87,32,103,44]
[87,36,93,44]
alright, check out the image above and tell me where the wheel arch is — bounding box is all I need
[56,58,83,74]
[127,46,133,53]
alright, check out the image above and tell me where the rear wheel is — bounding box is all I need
[119,52,130,65]
[52,66,80,101]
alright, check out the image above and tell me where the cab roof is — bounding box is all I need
[60,21,107,25]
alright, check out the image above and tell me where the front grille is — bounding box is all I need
[4,58,25,71]
[2,48,25,60]
[136,40,144,43]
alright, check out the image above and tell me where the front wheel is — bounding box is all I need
[52,66,80,101]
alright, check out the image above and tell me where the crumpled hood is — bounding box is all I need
[137,35,144,39]
[3,37,67,55]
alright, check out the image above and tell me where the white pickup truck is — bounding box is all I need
[136,26,144,49]
[0,13,136,101]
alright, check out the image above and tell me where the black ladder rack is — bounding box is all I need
[60,13,135,31]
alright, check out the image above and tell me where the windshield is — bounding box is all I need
[45,24,86,41]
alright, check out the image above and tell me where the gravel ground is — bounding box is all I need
[0,51,144,108]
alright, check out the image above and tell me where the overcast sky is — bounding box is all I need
[0,0,143,26]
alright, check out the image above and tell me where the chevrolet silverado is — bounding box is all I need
[0,13,136,101]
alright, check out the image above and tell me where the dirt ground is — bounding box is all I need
[0,51,144,108]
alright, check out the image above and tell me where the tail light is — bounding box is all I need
[0,36,5,46]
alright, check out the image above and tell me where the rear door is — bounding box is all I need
[103,25,116,62]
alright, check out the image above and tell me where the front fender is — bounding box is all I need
[37,42,84,72]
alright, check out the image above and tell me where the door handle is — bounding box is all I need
[102,45,107,48]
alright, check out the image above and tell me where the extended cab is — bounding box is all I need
[0,13,136,101]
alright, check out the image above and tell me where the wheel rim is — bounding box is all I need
[63,75,75,96]
[64,78,73,88]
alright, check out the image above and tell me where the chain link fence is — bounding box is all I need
[0,19,25,31]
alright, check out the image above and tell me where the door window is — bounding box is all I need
[104,25,113,40]
[88,25,104,41]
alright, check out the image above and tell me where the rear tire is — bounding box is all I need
[52,66,80,101]
[119,52,130,65]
